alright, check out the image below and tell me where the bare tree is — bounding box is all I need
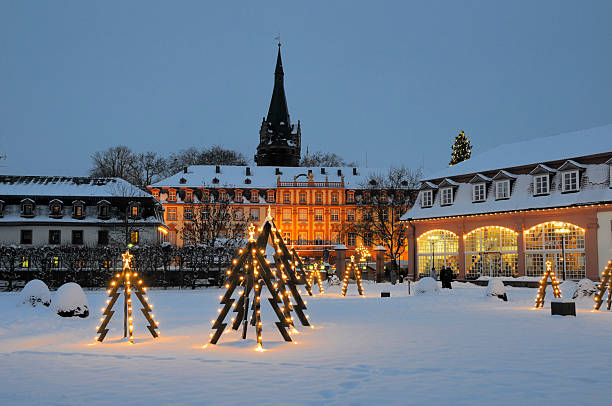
[134,152,167,188]
[343,166,421,275]
[300,150,355,167]
[167,145,248,175]
[90,146,138,182]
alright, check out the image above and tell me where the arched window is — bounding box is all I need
[464,226,518,278]
[416,230,459,277]
[524,221,585,279]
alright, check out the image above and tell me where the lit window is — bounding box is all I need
[314,233,324,245]
[129,204,140,218]
[347,209,355,222]
[331,209,339,221]
[299,209,308,221]
[202,190,210,202]
[495,180,510,200]
[283,232,291,244]
[267,191,275,203]
[347,233,356,246]
[167,207,177,221]
[314,209,323,222]
[421,190,433,207]
[440,188,453,205]
[168,190,177,202]
[347,191,354,203]
[251,190,259,203]
[151,189,159,199]
[50,200,63,217]
[234,190,243,202]
[283,192,290,203]
[562,170,579,192]
[185,190,193,202]
[472,183,486,202]
[299,192,307,204]
[315,192,323,204]
[250,208,259,221]
[331,192,339,204]
[283,209,291,221]
[534,175,549,195]
[130,231,139,244]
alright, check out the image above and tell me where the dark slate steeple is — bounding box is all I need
[255,43,301,167]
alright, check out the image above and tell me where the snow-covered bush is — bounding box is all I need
[21,279,51,307]
[414,277,439,294]
[485,278,507,301]
[573,279,598,299]
[328,274,340,286]
[54,282,89,318]
[559,280,577,299]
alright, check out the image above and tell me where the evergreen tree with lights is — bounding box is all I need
[449,130,472,166]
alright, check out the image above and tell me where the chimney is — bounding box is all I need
[308,169,312,177]
[275,168,281,175]
[246,167,251,176]
[337,169,342,176]
[215,165,221,174]
[353,168,357,176]
[183,166,188,174]
[320,168,326,175]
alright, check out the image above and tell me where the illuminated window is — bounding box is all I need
[464,226,518,278]
[299,192,307,204]
[472,183,486,202]
[331,209,339,221]
[331,232,340,244]
[347,233,356,246]
[185,190,193,202]
[167,207,177,221]
[314,209,323,222]
[524,221,585,279]
[202,190,210,202]
[251,190,259,203]
[130,231,139,244]
[347,191,355,203]
[495,180,510,200]
[283,209,291,221]
[283,232,291,244]
[533,175,549,195]
[331,192,339,204]
[283,192,290,203]
[315,192,323,204]
[49,200,63,217]
[363,232,373,247]
[298,209,308,222]
[168,189,177,202]
[421,190,433,208]
[416,230,459,277]
[561,170,579,192]
[440,187,453,205]
[234,190,243,202]
[267,191,275,203]
[151,189,159,199]
[347,209,355,222]
[250,208,259,221]
[129,203,140,218]
[314,232,324,245]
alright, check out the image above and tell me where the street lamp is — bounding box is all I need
[555,225,571,281]
[428,235,439,277]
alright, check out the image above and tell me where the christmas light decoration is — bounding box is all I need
[341,255,365,297]
[306,262,325,294]
[207,214,312,350]
[593,260,612,311]
[96,251,159,343]
[534,260,562,308]
[449,130,472,166]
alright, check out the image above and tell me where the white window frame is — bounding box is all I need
[561,170,579,192]
[421,190,433,208]
[472,183,486,202]
[533,174,549,195]
[495,180,510,200]
[440,187,453,206]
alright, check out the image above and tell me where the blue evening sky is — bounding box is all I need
[1,1,611,177]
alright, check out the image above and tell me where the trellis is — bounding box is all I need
[534,260,562,308]
[593,260,612,311]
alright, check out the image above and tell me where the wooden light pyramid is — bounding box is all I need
[306,261,325,294]
[96,251,159,343]
[341,255,365,296]
[593,259,612,311]
[207,209,313,351]
[534,260,562,308]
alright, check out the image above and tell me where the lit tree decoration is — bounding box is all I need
[207,213,313,351]
[593,260,612,311]
[306,261,325,294]
[449,130,472,166]
[534,260,562,308]
[341,255,365,297]
[96,251,159,343]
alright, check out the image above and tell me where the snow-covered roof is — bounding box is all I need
[151,166,386,189]
[0,176,150,198]
[423,124,612,181]
[402,163,612,221]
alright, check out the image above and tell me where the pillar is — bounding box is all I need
[334,244,348,279]
[374,245,386,283]
[516,221,526,277]
[586,222,600,280]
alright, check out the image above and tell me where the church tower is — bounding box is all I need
[254,43,301,167]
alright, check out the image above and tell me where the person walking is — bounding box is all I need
[440,266,453,289]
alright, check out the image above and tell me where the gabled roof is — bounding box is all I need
[557,159,586,171]
[491,170,517,181]
[438,178,460,188]
[420,181,438,190]
[468,174,492,184]
[0,176,150,198]
[529,164,556,175]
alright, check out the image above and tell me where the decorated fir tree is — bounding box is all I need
[449,130,472,166]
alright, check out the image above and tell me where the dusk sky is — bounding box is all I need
[1,1,611,178]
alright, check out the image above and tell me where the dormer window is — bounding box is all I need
[495,180,511,200]
[128,202,141,219]
[168,189,177,202]
[347,191,355,203]
[421,190,433,208]
[72,200,85,219]
[98,200,111,219]
[185,190,193,203]
[267,190,275,203]
[202,190,210,203]
[534,174,549,195]
[0,200,4,217]
[331,192,339,204]
[440,187,453,206]
[234,190,243,202]
[21,198,35,218]
[472,183,486,202]
[561,170,579,193]
[49,199,63,218]
[251,190,259,203]
[151,189,160,200]
[219,190,227,202]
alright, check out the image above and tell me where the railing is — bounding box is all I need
[277,181,344,188]
[288,240,337,246]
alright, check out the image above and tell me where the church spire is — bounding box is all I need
[266,43,291,129]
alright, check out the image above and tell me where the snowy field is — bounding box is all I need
[1,281,611,406]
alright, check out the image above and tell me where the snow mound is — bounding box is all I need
[573,279,598,299]
[21,280,51,307]
[54,283,89,318]
[559,280,577,298]
[485,279,508,301]
[328,275,340,286]
[414,277,439,294]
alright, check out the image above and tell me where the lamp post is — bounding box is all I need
[428,235,439,278]
[555,225,570,281]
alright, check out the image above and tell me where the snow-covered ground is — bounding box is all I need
[1,281,611,405]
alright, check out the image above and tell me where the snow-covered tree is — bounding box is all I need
[449,130,472,166]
